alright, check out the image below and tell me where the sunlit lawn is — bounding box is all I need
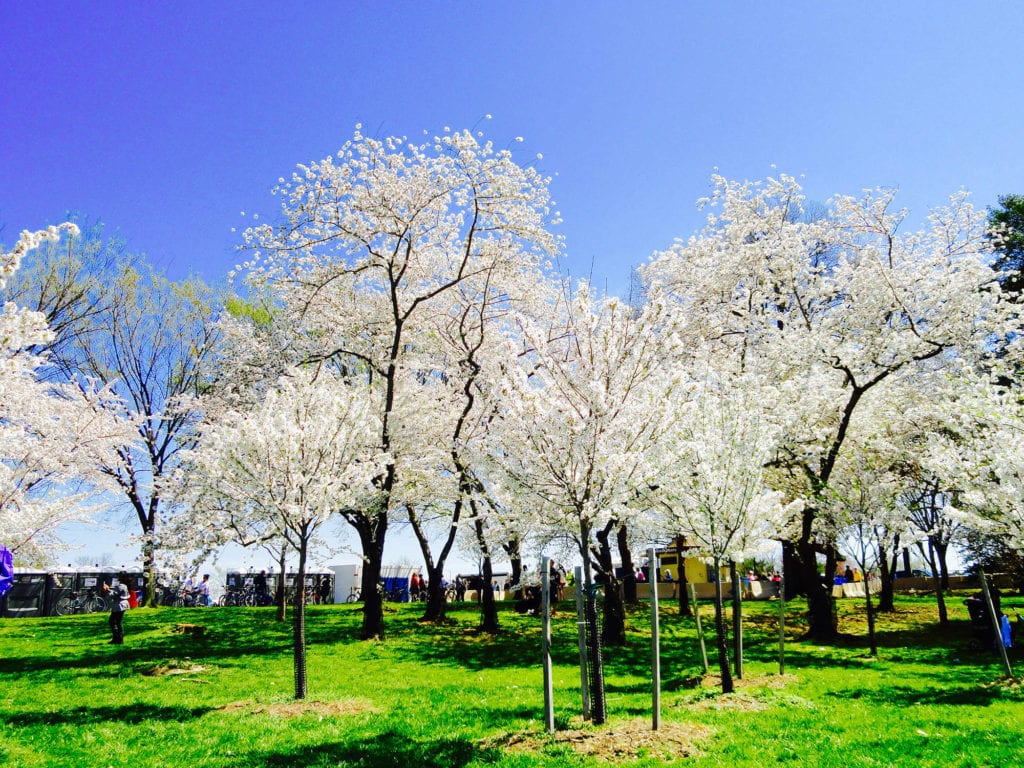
[1,591,1022,767]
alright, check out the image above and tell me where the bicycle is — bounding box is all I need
[345,586,362,603]
[385,587,409,603]
[172,588,209,607]
[54,590,107,615]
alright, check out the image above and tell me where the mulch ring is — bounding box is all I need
[679,672,801,711]
[138,659,209,676]
[484,718,713,762]
[218,699,378,717]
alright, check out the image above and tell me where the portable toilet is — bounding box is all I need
[1,570,48,618]
[330,564,361,603]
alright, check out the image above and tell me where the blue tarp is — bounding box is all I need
[0,546,13,600]
[382,575,409,601]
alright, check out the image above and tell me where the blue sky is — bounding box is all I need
[3,2,1020,573]
[5,2,1023,300]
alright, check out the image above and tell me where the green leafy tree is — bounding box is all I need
[3,222,221,603]
[988,194,1024,300]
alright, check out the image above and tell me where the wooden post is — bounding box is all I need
[691,583,709,673]
[979,570,1013,678]
[648,547,660,731]
[542,557,555,732]
[574,566,590,720]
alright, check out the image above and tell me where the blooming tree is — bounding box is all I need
[923,371,1024,558]
[650,370,796,692]
[173,366,383,698]
[239,125,559,639]
[488,284,678,722]
[642,175,1008,639]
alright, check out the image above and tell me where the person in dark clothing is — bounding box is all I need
[254,570,269,606]
[103,572,132,644]
[454,575,466,602]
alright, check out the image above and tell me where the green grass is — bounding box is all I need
[1,593,1022,767]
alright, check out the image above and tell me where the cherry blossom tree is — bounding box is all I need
[924,371,1024,558]
[830,435,914,653]
[172,366,383,699]
[650,370,797,692]
[239,125,559,639]
[488,284,677,722]
[642,175,1008,639]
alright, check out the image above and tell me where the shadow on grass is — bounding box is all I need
[5,702,213,727]
[3,607,296,675]
[249,730,498,768]
[825,683,1020,707]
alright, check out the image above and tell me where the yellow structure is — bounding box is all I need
[652,537,723,584]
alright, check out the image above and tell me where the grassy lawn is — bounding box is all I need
[1,591,1022,767]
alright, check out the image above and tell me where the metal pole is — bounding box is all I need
[574,566,590,720]
[979,570,1013,678]
[648,547,660,731]
[731,562,743,680]
[778,576,785,675]
[691,583,708,673]
[542,557,555,732]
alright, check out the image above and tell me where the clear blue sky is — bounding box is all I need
[4,2,1023,299]
[2,2,1019,573]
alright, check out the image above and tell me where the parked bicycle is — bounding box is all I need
[345,586,362,603]
[54,589,107,615]
[172,587,208,607]
[219,587,251,606]
[385,586,409,603]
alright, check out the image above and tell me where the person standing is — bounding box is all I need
[254,570,269,606]
[103,572,132,645]
[454,575,466,602]
[195,574,211,606]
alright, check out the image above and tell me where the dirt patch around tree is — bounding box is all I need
[484,718,713,763]
[218,699,378,717]
[668,671,809,712]
[138,659,209,677]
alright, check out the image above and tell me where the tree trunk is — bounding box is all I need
[406,501,451,623]
[293,533,309,700]
[595,522,626,646]
[141,531,157,608]
[877,545,896,613]
[781,540,801,600]
[925,540,948,627]
[357,514,388,640]
[579,519,607,724]
[617,525,637,605]
[712,556,734,694]
[796,537,836,639]
[422,562,448,622]
[676,536,691,617]
[934,539,950,593]
[864,570,877,657]
[473,511,500,634]
[503,539,522,598]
